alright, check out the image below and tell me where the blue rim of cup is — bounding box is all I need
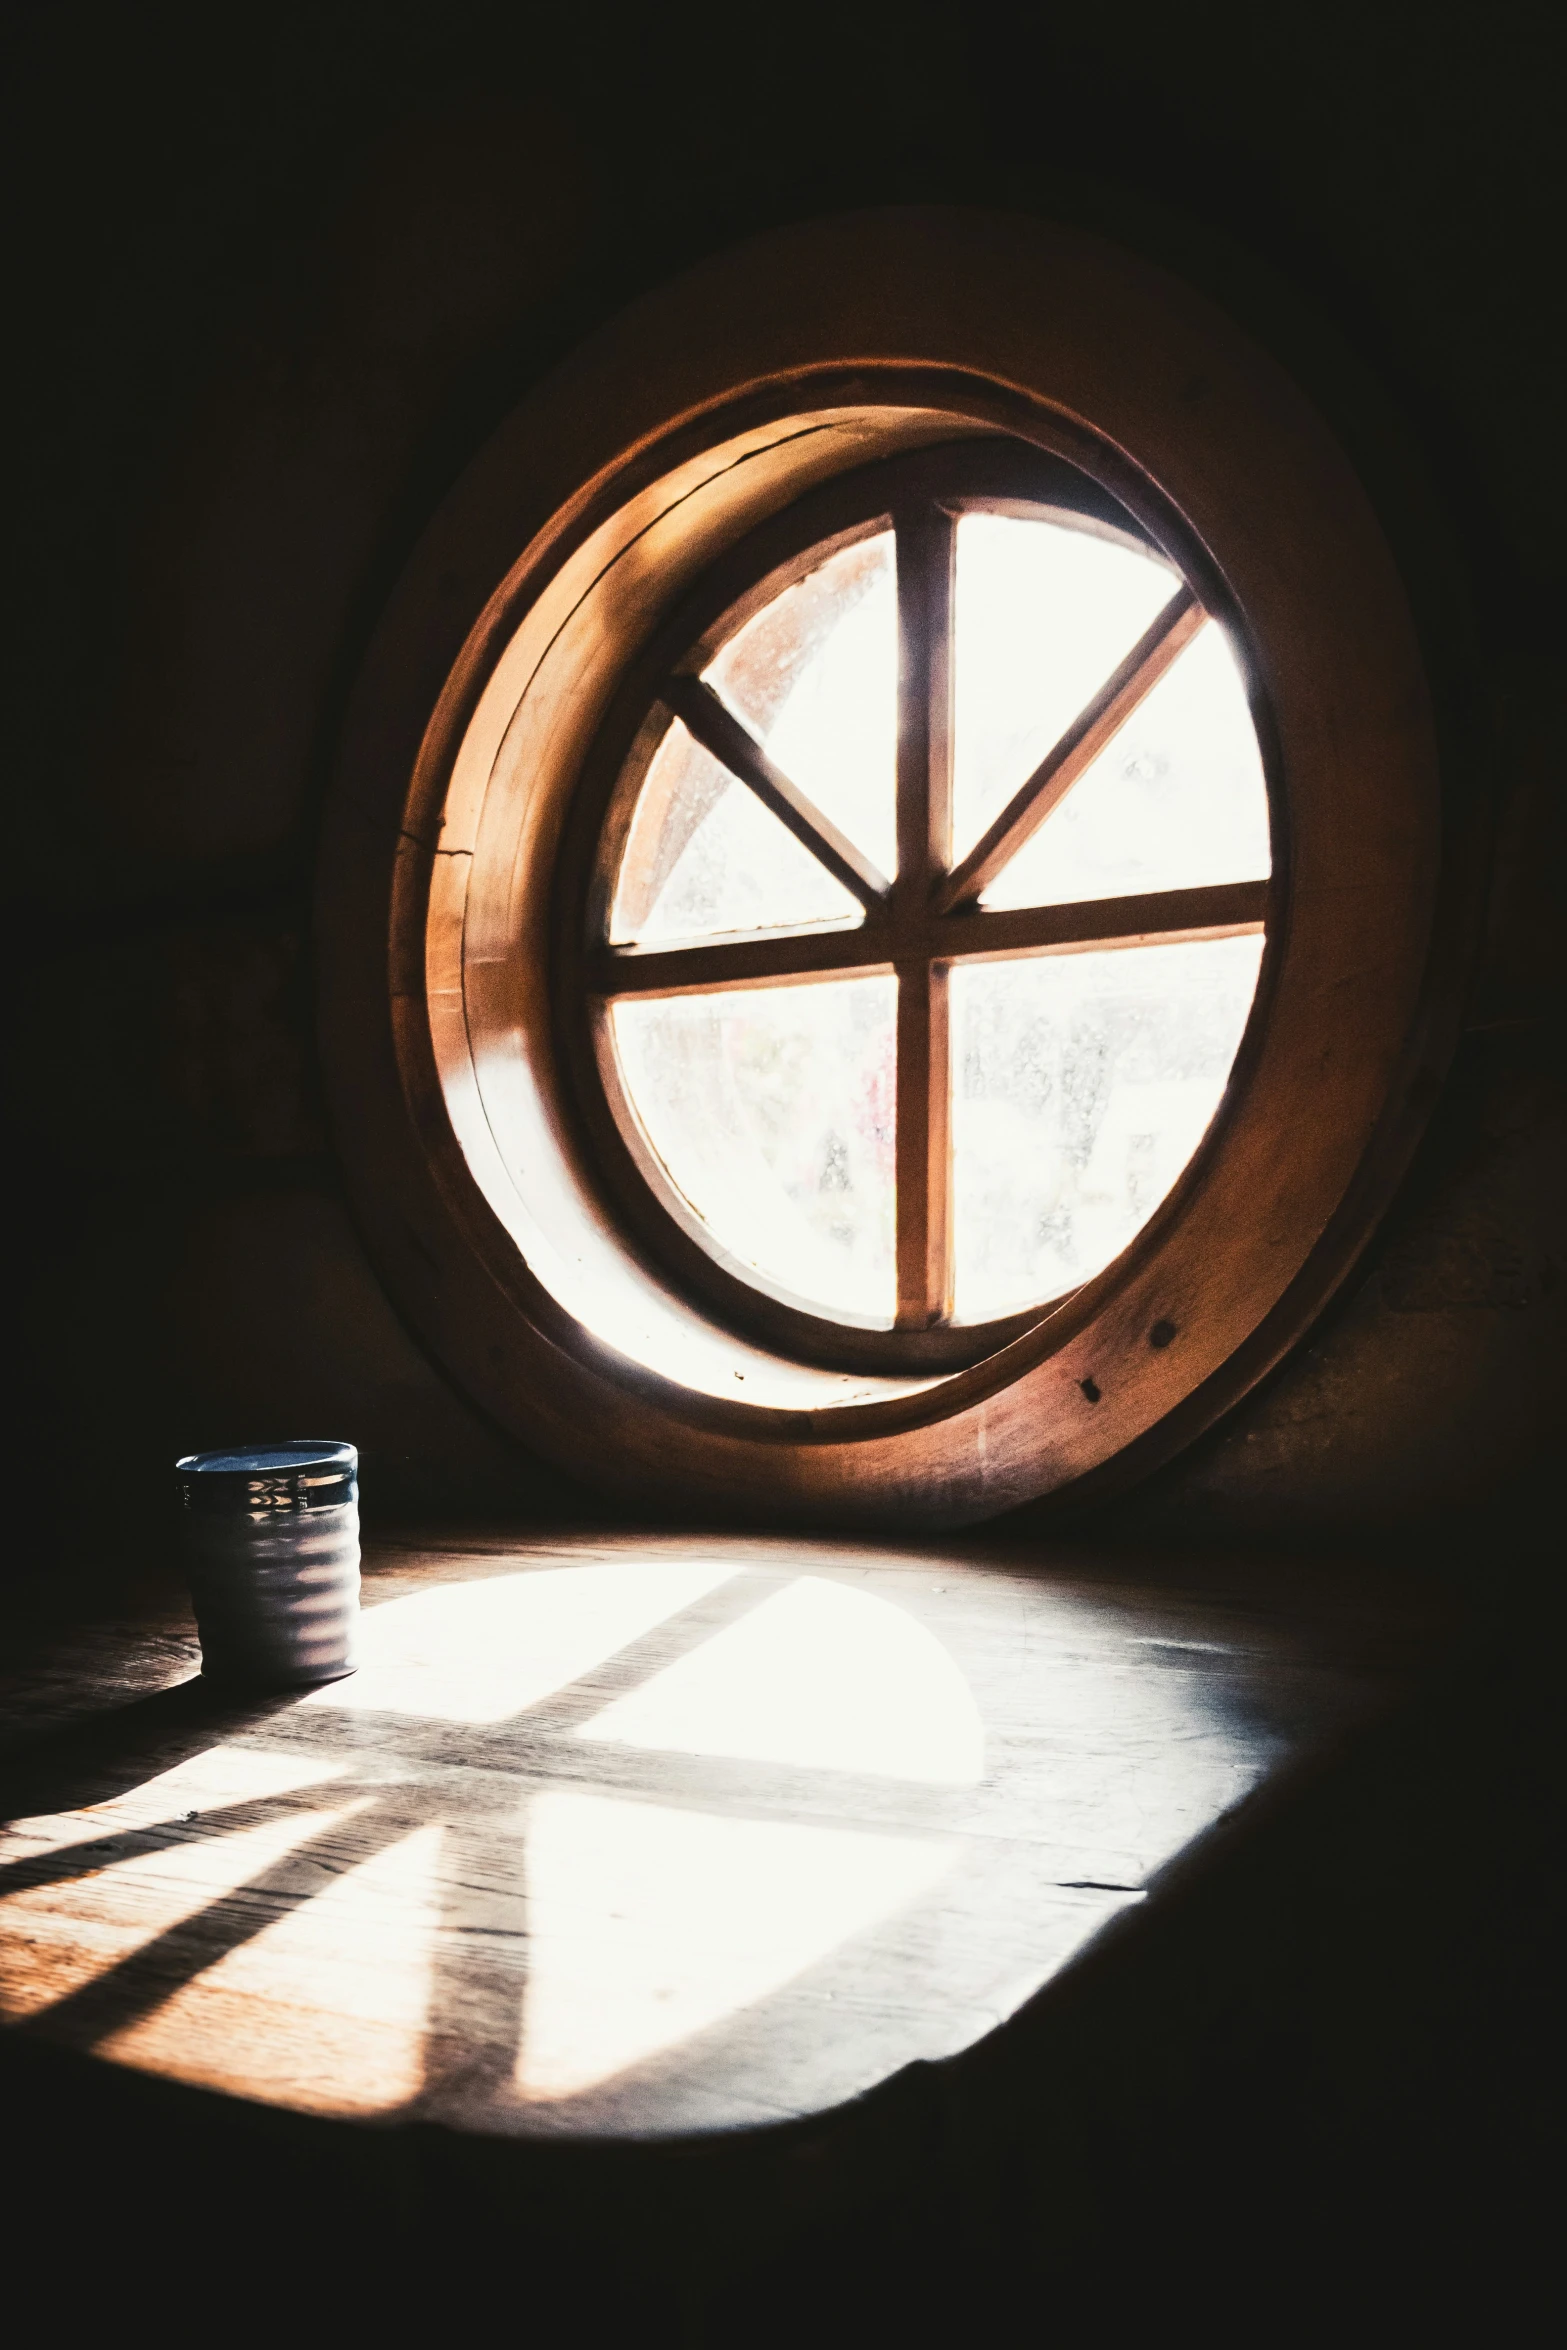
[176,1441,358,1517]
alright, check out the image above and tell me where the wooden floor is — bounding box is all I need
[0,1530,1443,2140]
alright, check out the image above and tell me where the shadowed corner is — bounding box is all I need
[0,1673,306,1821]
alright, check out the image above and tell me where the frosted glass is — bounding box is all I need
[953,516,1181,860]
[610,720,859,946]
[984,623,1271,910]
[951,936,1264,1320]
[612,976,897,1321]
[704,534,897,878]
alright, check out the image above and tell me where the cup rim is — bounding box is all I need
[176,1440,357,1478]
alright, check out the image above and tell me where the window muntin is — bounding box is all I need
[952,512,1184,857]
[981,619,1271,910]
[583,457,1272,1353]
[705,532,900,881]
[609,721,863,946]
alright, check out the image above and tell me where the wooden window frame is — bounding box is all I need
[317,210,1462,1528]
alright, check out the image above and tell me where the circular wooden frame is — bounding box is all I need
[318,208,1451,1529]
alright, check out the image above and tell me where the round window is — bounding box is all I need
[319,211,1454,1527]
[561,441,1272,1374]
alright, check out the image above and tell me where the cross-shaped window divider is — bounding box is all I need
[588,502,1267,1332]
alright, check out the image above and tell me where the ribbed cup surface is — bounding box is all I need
[177,1443,360,1686]
[185,1504,361,1685]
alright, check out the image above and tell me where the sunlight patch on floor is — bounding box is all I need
[0,1748,365,2024]
[516,1791,950,2101]
[575,1576,985,1784]
[98,1821,446,2112]
[301,1558,740,1724]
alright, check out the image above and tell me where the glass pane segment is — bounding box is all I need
[612,976,897,1322]
[983,623,1271,910]
[704,534,897,878]
[951,935,1264,1321]
[610,719,859,946]
[953,516,1181,860]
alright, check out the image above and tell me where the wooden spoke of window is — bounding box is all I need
[893,504,957,1327]
[659,672,890,908]
[896,957,951,1326]
[589,878,1268,998]
[930,878,1265,960]
[935,585,1206,914]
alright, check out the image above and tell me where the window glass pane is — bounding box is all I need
[983,623,1271,910]
[610,720,859,946]
[953,516,1180,860]
[612,976,897,1322]
[704,534,897,878]
[951,936,1264,1321]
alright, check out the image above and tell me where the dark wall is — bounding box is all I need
[4,1,1562,1567]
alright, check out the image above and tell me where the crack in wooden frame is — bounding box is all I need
[593,496,1265,1336]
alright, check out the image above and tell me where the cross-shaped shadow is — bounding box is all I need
[3,1559,970,2113]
